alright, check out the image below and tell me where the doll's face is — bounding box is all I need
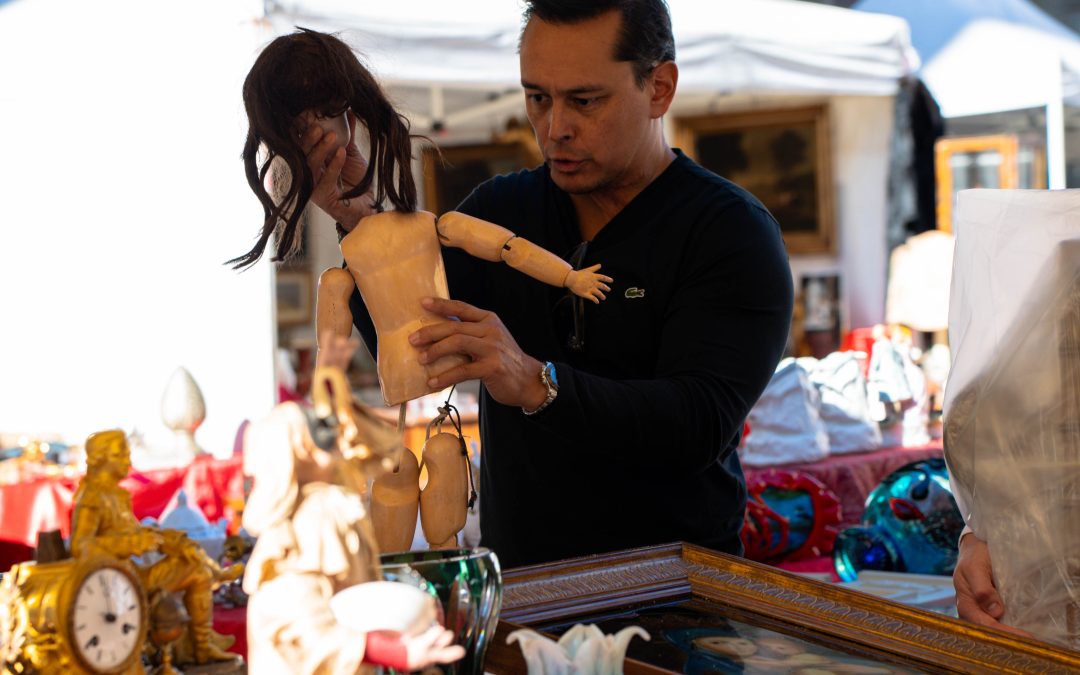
[297,108,350,151]
[756,637,803,658]
[693,636,757,658]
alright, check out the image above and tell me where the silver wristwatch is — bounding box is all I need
[523,361,559,415]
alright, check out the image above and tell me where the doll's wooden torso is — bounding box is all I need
[340,211,468,406]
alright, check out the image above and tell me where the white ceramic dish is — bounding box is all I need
[330,580,435,634]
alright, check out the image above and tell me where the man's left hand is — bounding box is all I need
[410,297,547,410]
[300,111,379,230]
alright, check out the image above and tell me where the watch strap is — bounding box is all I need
[523,361,558,416]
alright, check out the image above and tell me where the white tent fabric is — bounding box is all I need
[266,0,919,331]
[921,19,1080,118]
[857,0,1080,118]
[856,0,1080,188]
[265,0,919,130]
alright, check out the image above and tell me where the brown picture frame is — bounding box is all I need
[485,543,1080,674]
[421,139,540,214]
[275,269,313,326]
[675,106,835,255]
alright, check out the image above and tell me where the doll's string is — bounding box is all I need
[423,385,478,509]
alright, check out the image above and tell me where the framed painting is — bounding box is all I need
[274,269,313,326]
[421,138,540,214]
[675,106,835,255]
[484,543,1080,674]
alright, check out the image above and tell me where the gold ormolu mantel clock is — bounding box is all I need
[0,553,148,674]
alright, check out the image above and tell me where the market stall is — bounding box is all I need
[268,0,921,337]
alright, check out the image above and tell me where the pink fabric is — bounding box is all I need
[0,456,244,569]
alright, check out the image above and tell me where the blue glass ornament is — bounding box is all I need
[834,458,964,581]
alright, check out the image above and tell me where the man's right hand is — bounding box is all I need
[953,533,1031,637]
[300,111,379,231]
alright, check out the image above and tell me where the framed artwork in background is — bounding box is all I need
[421,137,540,214]
[274,269,313,326]
[800,273,843,358]
[675,105,835,255]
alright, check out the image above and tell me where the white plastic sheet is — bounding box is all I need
[944,188,1080,648]
[802,353,883,455]
[742,359,830,466]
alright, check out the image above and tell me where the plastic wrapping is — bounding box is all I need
[803,352,882,455]
[742,359,829,466]
[944,189,1080,648]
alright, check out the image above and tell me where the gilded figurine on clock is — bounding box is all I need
[0,429,244,674]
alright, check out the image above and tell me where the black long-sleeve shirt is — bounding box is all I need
[353,150,793,568]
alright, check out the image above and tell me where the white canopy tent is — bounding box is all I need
[266,0,918,134]
[266,0,919,330]
[856,0,1080,189]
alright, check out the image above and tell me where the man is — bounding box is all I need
[305,0,792,568]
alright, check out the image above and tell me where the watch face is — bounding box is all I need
[71,566,143,672]
[544,361,558,388]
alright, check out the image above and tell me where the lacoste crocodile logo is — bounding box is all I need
[624,287,645,299]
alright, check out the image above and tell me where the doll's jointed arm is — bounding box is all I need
[437,212,611,303]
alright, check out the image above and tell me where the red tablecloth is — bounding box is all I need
[0,455,245,569]
[744,441,944,526]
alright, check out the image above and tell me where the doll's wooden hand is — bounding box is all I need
[300,121,379,230]
[409,297,548,411]
[565,264,612,304]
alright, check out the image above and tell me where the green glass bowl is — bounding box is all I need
[380,547,502,674]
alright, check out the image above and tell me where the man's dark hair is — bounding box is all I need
[522,0,675,87]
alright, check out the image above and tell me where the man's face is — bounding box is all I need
[519,11,661,196]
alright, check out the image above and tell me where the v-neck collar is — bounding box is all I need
[546,149,691,252]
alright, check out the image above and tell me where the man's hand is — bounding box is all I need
[954,533,1031,637]
[409,297,548,410]
[300,111,379,230]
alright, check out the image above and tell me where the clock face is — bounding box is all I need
[70,566,144,672]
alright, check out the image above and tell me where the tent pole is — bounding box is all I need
[1048,61,1067,190]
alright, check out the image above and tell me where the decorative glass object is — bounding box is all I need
[834,458,964,582]
[380,547,502,674]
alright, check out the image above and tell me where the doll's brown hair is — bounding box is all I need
[230,28,417,269]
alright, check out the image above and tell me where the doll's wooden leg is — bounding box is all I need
[419,432,469,549]
[371,449,422,553]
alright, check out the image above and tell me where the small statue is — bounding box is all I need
[241,357,465,674]
[70,429,243,667]
[160,366,208,460]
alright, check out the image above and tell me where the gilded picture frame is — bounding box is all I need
[421,138,540,214]
[274,269,313,326]
[675,105,835,255]
[485,543,1080,674]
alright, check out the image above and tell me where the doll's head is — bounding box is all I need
[230,28,418,269]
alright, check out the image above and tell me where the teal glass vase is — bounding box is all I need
[379,547,502,674]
